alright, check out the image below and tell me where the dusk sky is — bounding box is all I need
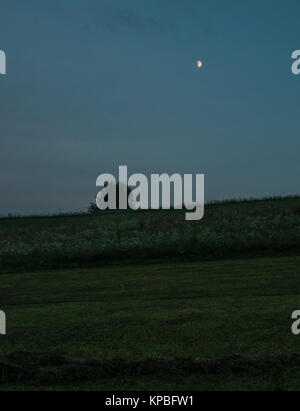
[0,0,299,215]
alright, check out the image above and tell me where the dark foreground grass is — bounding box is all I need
[2,370,300,391]
[1,255,300,390]
[2,374,300,391]
[1,351,300,391]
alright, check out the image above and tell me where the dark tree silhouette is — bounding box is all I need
[89,182,133,213]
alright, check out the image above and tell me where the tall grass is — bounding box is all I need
[0,197,300,273]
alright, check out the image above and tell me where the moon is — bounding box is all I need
[196,60,203,68]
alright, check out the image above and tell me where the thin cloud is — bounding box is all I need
[108,8,177,32]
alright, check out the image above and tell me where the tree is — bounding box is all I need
[88,182,133,213]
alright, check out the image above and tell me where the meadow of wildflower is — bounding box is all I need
[0,196,300,274]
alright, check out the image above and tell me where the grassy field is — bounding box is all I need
[1,196,300,274]
[1,255,300,390]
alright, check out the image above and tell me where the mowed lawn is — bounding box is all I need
[1,255,300,390]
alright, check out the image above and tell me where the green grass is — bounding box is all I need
[1,197,300,390]
[1,196,300,273]
[1,255,300,390]
[3,369,300,391]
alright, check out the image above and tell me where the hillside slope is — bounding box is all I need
[0,197,300,273]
